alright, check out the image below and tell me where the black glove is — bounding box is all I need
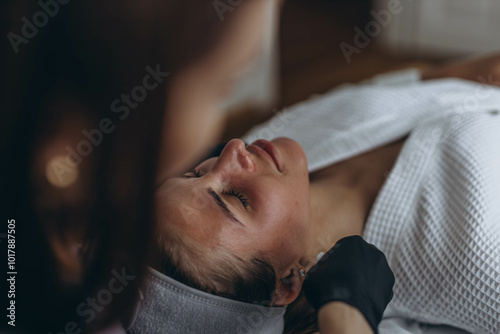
[303,235,395,334]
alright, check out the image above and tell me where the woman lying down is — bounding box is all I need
[129,59,500,334]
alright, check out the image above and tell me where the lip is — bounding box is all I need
[248,139,282,172]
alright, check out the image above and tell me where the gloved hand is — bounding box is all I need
[303,235,395,334]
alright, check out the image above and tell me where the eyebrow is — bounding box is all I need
[207,187,244,226]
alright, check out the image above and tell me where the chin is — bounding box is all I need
[272,137,304,153]
[272,137,308,170]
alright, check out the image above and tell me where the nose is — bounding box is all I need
[216,139,256,173]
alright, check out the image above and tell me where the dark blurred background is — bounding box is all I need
[223,0,500,139]
[222,0,435,140]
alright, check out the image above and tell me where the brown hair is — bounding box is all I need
[153,217,278,305]
[283,293,319,334]
[154,220,321,333]
[152,200,320,333]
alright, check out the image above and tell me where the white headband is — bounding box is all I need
[128,267,287,334]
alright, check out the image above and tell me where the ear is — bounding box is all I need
[273,268,305,306]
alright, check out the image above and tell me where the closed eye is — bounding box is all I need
[183,169,250,209]
[183,169,202,178]
[223,189,250,209]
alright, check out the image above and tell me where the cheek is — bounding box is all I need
[254,182,309,231]
[248,162,310,214]
[221,185,310,258]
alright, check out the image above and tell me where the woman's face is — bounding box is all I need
[156,137,311,271]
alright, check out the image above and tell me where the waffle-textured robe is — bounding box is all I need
[243,70,500,334]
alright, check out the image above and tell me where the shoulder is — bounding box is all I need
[434,110,500,163]
[415,110,500,225]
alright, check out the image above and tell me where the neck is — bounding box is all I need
[300,137,406,269]
[302,165,376,269]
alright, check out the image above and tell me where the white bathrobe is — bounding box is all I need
[243,70,500,334]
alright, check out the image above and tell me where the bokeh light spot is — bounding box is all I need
[45,155,78,188]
